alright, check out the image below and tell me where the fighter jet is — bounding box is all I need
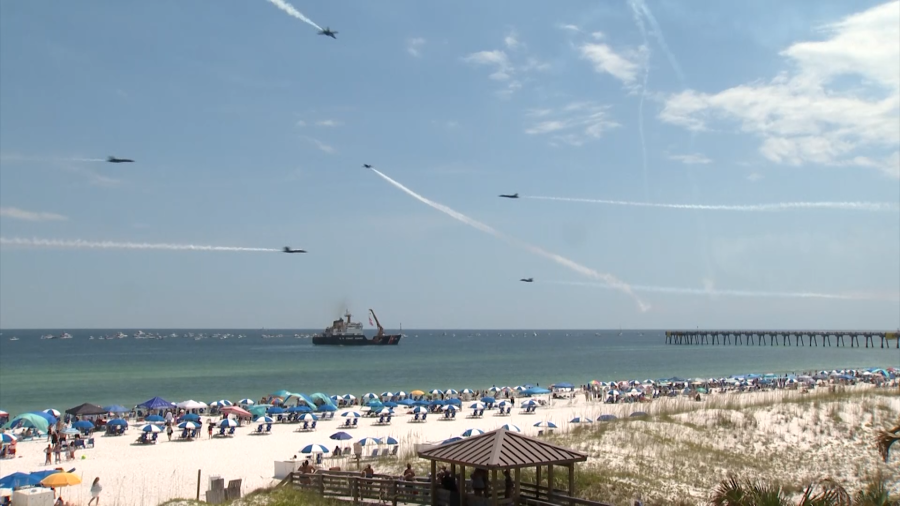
[318,27,338,39]
[363,164,373,169]
[107,156,134,163]
[283,247,307,254]
[520,278,534,283]
[499,193,519,199]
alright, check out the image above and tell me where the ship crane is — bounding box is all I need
[369,309,385,337]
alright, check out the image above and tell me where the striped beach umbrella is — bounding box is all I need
[383,436,399,445]
[533,421,558,429]
[444,389,459,396]
[500,424,521,432]
[43,409,61,418]
[253,416,274,424]
[461,428,484,437]
[341,411,361,418]
[569,417,592,424]
[238,399,255,406]
[411,406,428,414]
[298,413,318,421]
[0,433,16,443]
[358,437,381,446]
[218,419,238,428]
[429,389,443,396]
[177,421,199,430]
[300,444,330,454]
[140,424,162,433]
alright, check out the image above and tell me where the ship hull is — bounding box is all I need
[312,334,402,346]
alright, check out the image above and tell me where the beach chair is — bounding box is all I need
[376,415,385,424]
[255,424,264,433]
[315,453,324,466]
[228,427,236,436]
[351,418,358,428]
[343,446,351,455]
[300,422,309,431]
[310,421,317,430]
[218,427,226,437]
[74,439,86,449]
[371,449,379,458]
[265,423,272,433]
[411,413,420,422]
[421,413,428,422]
[87,437,95,448]
[385,415,392,424]
[342,419,351,428]
[442,411,451,420]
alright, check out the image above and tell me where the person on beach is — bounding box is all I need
[44,444,52,465]
[207,421,214,439]
[166,425,173,441]
[471,469,485,496]
[88,477,102,506]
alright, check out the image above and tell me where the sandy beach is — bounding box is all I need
[2,383,897,506]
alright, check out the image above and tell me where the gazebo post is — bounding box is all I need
[430,460,437,506]
[514,467,521,502]
[568,463,575,503]
[460,465,466,506]
[536,466,542,498]
[547,465,554,502]
[491,469,498,506]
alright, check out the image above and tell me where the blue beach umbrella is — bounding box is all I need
[298,413,318,421]
[145,415,165,423]
[383,436,399,445]
[0,433,16,443]
[441,437,463,445]
[411,406,428,414]
[569,417,592,424]
[0,472,42,489]
[318,404,337,412]
[533,421,558,429]
[357,437,382,446]
[177,421,199,430]
[238,399,255,405]
[398,399,415,406]
[140,424,162,433]
[72,420,94,430]
[218,419,238,428]
[468,402,485,410]
[267,407,286,414]
[107,418,128,427]
[103,405,129,414]
[630,412,648,418]
[461,428,484,437]
[480,396,495,404]
[341,411,361,418]
[253,416,274,424]
[447,398,461,406]
[329,431,353,441]
[500,424,521,432]
[442,405,458,412]
[179,413,200,422]
[598,415,617,422]
[300,444,330,454]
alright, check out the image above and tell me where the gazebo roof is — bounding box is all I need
[416,428,588,470]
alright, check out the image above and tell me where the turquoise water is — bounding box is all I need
[0,329,896,416]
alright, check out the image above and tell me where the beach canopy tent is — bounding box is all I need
[418,428,588,506]
[139,397,175,410]
[66,403,107,416]
[176,400,207,410]
[522,387,551,396]
[221,406,252,418]
[103,405,129,413]
[4,413,51,433]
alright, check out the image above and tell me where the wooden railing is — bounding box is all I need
[280,472,612,506]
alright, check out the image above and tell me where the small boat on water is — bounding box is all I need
[312,309,402,346]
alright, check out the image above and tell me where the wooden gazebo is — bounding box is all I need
[417,428,588,506]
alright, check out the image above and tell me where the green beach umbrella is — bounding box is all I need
[5,413,49,433]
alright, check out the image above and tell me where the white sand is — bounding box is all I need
[1,385,897,506]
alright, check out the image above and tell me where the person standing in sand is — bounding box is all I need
[88,477,102,506]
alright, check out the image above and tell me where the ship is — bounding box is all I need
[312,309,402,346]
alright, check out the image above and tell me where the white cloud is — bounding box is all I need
[302,136,336,154]
[579,43,640,85]
[559,24,580,33]
[407,37,426,57]
[295,120,307,127]
[590,31,605,40]
[462,34,549,98]
[524,101,620,146]
[315,119,342,127]
[668,153,712,165]
[746,173,763,182]
[659,1,900,178]
[0,207,68,222]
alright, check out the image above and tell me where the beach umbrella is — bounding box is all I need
[43,409,61,418]
[238,399,255,406]
[383,436,399,445]
[429,389,443,396]
[598,415,617,421]
[498,401,510,408]
[342,394,356,401]
[469,402,485,410]
[480,396,496,404]
[380,392,394,398]
[569,417,592,424]
[221,406,252,418]
[177,421,199,430]
[72,420,94,430]
[209,400,229,408]
[267,406,285,414]
[630,412,648,418]
[40,472,81,488]
[533,421,558,429]
[398,399,415,406]
[460,389,474,395]
[341,411,361,418]
[362,393,378,400]
[358,437,381,446]
[145,415,165,423]
[0,472,42,489]
[298,413,318,422]
[410,390,425,397]
[140,424,162,433]
[441,437,463,445]
[103,405,129,413]
[253,416,274,424]
[447,398,461,406]
[500,424,521,432]
[0,410,7,418]
[445,389,458,396]
[0,433,16,443]
[317,404,337,412]
[411,406,428,414]
[383,402,398,408]
[395,391,408,398]
[300,444,330,454]
[329,431,353,441]
[442,405,458,412]
[461,428,484,437]
[179,413,200,422]
[218,419,238,428]
[377,408,393,415]
[429,399,446,406]
[520,400,537,407]
[107,418,128,427]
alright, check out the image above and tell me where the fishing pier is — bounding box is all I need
[665,330,898,349]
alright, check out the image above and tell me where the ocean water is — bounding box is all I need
[0,329,896,416]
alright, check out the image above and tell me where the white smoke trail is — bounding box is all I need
[370,169,650,312]
[0,154,106,163]
[628,0,651,199]
[524,196,900,212]
[547,280,900,302]
[630,0,686,85]
[0,237,281,253]
[265,0,323,31]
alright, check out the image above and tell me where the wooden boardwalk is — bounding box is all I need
[665,330,898,349]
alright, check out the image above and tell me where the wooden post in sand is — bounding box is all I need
[196,469,201,500]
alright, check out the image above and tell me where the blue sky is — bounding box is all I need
[1,0,898,329]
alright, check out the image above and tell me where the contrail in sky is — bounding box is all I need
[546,280,900,302]
[264,0,323,31]
[524,196,900,212]
[370,169,650,312]
[628,0,651,199]
[0,154,106,163]
[629,0,686,85]
[0,237,281,253]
